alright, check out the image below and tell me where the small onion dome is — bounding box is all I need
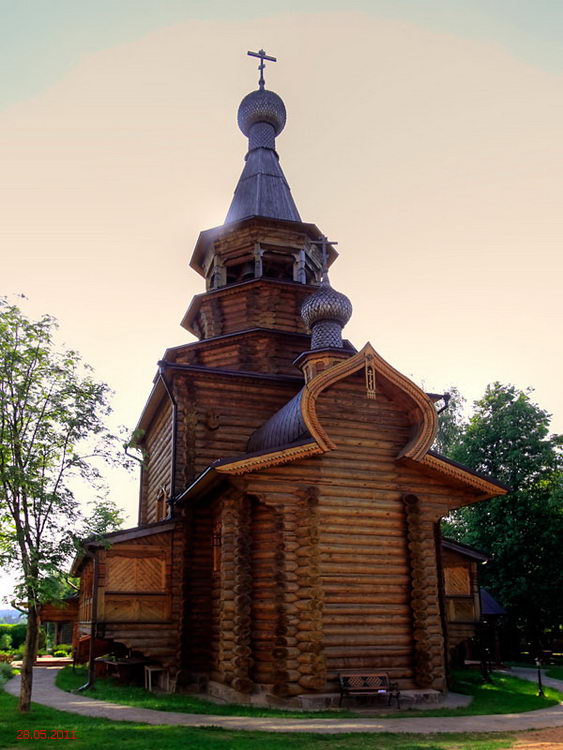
[301,277,353,331]
[237,89,286,138]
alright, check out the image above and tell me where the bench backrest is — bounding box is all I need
[339,672,391,691]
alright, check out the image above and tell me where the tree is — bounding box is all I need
[0,298,124,711]
[447,383,563,651]
[434,386,466,456]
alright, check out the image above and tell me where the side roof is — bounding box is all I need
[70,520,175,576]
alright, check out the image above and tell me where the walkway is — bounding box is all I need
[5,667,563,735]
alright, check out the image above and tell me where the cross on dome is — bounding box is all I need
[311,235,338,280]
[247,48,277,90]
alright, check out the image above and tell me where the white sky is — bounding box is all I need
[1,3,562,604]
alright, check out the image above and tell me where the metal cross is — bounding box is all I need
[247,49,277,90]
[311,235,338,278]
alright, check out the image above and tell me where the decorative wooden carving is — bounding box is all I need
[365,354,376,400]
[418,453,507,500]
[216,441,322,476]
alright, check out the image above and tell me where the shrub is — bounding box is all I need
[0,661,14,684]
[0,652,14,663]
[53,650,69,658]
[0,634,12,650]
[0,623,26,649]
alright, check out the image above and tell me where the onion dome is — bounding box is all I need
[238,89,286,139]
[301,276,353,349]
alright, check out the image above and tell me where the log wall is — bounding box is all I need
[140,400,173,525]
[230,370,463,694]
[315,373,416,688]
[250,498,280,685]
[171,330,311,377]
[184,505,214,675]
[174,374,301,485]
[442,547,480,655]
[187,279,313,341]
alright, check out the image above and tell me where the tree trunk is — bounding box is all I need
[19,602,40,713]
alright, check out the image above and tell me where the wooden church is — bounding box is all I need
[73,52,506,704]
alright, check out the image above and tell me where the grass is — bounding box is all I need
[0,687,516,750]
[56,667,563,720]
[56,666,360,718]
[505,662,563,685]
[394,670,563,718]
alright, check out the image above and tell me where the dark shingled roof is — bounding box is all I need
[247,388,309,453]
[225,146,301,224]
[480,588,507,616]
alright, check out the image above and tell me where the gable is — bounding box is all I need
[301,343,437,460]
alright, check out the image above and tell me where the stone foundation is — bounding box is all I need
[206,680,446,710]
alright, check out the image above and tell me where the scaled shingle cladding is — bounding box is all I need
[247,388,309,453]
[225,147,301,224]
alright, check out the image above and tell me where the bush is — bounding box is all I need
[56,643,73,652]
[0,623,26,649]
[0,634,12,650]
[0,652,14,663]
[0,661,14,685]
[53,650,69,658]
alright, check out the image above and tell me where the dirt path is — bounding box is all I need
[512,726,563,748]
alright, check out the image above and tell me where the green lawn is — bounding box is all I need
[56,666,563,719]
[0,688,516,750]
[546,666,563,681]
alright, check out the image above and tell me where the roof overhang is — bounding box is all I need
[442,537,489,562]
[189,215,338,278]
[70,520,176,576]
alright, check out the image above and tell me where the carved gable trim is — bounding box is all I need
[418,453,508,499]
[300,342,438,460]
[215,441,322,476]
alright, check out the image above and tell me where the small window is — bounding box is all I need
[226,261,255,284]
[262,252,293,281]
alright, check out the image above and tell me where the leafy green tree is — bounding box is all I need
[434,386,467,456]
[0,298,124,711]
[447,383,563,651]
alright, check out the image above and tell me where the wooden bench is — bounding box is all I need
[338,672,401,709]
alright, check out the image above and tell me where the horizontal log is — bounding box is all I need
[324,594,408,605]
[323,634,412,647]
[323,614,410,626]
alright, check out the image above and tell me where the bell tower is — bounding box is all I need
[180,51,339,360]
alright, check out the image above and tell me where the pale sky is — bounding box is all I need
[1,1,562,603]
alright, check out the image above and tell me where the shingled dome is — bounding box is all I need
[301,276,353,349]
[238,89,286,137]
